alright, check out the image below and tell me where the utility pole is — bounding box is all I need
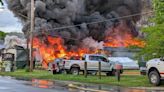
[29,0,35,72]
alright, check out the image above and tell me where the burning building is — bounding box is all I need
[6,0,147,68]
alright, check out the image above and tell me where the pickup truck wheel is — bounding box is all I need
[149,71,161,86]
[71,68,79,75]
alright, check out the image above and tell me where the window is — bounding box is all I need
[99,57,108,62]
[89,56,108,62]
[89,56,99,61]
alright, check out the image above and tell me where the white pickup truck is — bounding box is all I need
[147,58,164,86]
[61,54,123,76]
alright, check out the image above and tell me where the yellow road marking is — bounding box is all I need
[68,84,109,92]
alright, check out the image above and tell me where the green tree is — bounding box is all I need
[0,31,6,40]
[140,0,164,60]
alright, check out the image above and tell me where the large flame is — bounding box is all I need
[33,36,99,68]
[104,28,145,48]
[33,31,145,68]
[33,37,66,68]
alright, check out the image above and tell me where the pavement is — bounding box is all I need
[0,76,164,92]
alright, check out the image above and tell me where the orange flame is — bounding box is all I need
[33,31,145,68]
[104,29,145,48]
[33,36,98,68]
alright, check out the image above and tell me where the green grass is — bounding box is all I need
[0,69,152,87]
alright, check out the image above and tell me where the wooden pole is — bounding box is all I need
[29,0,35,72]
[116,69,120,82]
[84,61,87,78]
[98,61,101,79]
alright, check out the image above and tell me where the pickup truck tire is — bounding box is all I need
[149,71,161,86]
[71,67,79,75]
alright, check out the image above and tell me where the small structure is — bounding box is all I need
[1,35,28,69]
[1,53,14,72]
[2,45,28,69]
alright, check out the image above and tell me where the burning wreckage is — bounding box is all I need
[6,0,145,68]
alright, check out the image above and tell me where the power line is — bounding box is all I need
[32,11,154,41]
[46,11,154,31]
[18,10,154,34]
[18,10,154,41]
[17,12,28,19]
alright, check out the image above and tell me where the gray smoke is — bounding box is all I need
[4,35,26,49]
[6,0,142,50]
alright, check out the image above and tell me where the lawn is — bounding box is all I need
[0,69,152,87]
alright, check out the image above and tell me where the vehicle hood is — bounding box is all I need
[147,58,160,65]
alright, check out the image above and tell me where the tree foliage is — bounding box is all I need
[0,31,6,40]
[140,0,164,60]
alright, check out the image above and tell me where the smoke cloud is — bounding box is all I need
[6,0,142,50]
[4,35,26,49]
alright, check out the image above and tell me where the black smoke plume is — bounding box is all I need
[6,0,142,49]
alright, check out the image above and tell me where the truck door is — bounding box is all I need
[99,57,111,71]
[87,56,99,70]
[158,58,164,77]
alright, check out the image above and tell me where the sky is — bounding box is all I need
[0,0,22,33]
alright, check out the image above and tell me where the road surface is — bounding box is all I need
[0,76,163,92]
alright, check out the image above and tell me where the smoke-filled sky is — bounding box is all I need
[0,0,22,32]
[6,0,144,50]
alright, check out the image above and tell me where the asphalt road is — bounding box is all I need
[0,76,163,92]
[0,76,69,92]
